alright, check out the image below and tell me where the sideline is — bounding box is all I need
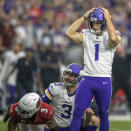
[109,113,131,121]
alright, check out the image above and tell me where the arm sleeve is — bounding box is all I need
[40,103,54,122]
[41,94,52,104]
[46,104,54,121]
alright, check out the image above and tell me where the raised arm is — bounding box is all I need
[102,8,121,47]
[65,8,96,45]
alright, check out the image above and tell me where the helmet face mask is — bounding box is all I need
[88,8,106,34]
[63,64,83,88]
[63,71,77,88]
[16,93,42,119]
[16,106,33,119]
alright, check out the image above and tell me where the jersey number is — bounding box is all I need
[95,44,99,61]
[61,104,72,119]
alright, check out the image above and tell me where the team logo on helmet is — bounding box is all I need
[16,93,42,119]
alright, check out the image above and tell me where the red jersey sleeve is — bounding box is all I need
[36,102,54,123]
[43,102,54,121]
[9,103,19,121]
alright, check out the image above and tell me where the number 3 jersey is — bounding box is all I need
[81,29,121,77]
[9,102,54,124]
[44,82,75,128]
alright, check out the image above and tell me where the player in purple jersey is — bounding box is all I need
[65,7,121,131]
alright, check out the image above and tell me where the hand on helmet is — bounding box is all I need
[83,7,96,19]
[101,8,111,20]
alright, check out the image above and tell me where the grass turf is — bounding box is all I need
[96,121,131,131]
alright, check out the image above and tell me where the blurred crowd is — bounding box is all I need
[0,0,131,113]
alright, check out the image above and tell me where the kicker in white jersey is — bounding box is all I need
[45,82,75,128]
[81,29,121,77]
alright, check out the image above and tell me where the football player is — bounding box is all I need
[6,93,55,131]
[42,63,99,131]
[65,7,121,131]
[0,43,25,107]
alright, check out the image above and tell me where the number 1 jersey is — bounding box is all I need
[81,29,120,77]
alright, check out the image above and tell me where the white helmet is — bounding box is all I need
[16,93,42,119]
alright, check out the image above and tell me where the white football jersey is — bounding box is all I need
[0,51,25,85]
[45,82,75,128]
[81,29,120,77]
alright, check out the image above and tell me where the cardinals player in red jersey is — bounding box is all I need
[7,93,55,131]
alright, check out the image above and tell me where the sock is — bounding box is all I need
[44,128,50,131]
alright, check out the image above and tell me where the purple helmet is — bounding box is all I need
[64,63,83,76]
[63,63,83,87]
[88,8,106,31]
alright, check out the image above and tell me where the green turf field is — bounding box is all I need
[1,121,131,131]
[96,121,131,131]
[0,121,7,131]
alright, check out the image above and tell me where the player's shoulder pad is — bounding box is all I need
[52,82,63,87]
[45,82,63,100]
[49,82,63,91]
[51,82,63,92]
